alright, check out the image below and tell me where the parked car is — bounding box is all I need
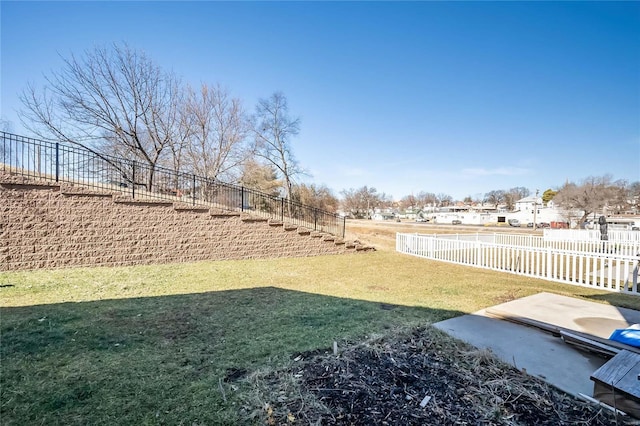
[452,220,462,225]
[508,219,521,227]
[538,222,550,228]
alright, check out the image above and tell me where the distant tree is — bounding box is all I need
[252,92,303,213]
[238,159,281,196]
[0,119,11,159]
[292,183,339,213]
[484,190,506,208]
[554,175,621,224]
[437,193,453,207]
[19,43,183,190]
[509,187,530,201]
[463,196,473,204]
[416,191,438,209]
[378,192,394,209]
[0,119,12,132]
[504,193,516,211]
[183,83,250,182]
[504,187,530,212]
[542,189,557,205]
[340,186,382,218]
[399,194,418,211]
[626,181,640,214]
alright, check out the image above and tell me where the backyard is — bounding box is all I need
[2,222,640,424]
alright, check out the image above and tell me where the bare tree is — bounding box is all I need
[626,181,640,214]
[554,175,620,224]
[0,119,12,159]
[484,190,506,209]
[416,191,438,209]
[252,92,303,209]
[183,84,250,182]
[19,43,182,190]
[340,186,382,219]
[0,119,12,132]
[399,194,418,211]
[437,193,453,207]
[293,183,339,213]
[494,188,531,211]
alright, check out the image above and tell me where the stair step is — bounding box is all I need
[297,228,311,236]
[1,181,61,191]
[113,196,173,206]
[61,184,115,197]
[241,214,268,223]
[174,203,210,212]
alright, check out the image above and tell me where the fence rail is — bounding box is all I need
[544,228,640,242]
[1,132,345,237]
[397,233,640,295]
[415,233,640,256]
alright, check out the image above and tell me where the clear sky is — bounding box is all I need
[2,1,639,201]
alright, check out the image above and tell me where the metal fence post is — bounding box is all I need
[241,187,245,212]
[192,174,196,206]
[55,142,59,182]
[132,161,136,199]
[281,198,284,222]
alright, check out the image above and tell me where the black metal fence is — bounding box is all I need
[1,132,345,237]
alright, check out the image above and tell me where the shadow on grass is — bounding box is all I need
[581,292,640,311]
[1,286,463,426]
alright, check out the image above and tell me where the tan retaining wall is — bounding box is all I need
[1,174,368,271]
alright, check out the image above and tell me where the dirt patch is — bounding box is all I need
[246,326,635,425]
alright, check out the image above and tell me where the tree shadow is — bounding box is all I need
[1,286,464,425]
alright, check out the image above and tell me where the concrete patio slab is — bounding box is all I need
[433,292,640,397]
[483,292,640,339]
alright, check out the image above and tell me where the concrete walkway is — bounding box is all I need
[433,292,640,397]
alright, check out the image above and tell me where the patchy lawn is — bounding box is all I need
[2,249,639,424]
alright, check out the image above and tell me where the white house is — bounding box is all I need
[515,196,542,213]
[372,212,396,221]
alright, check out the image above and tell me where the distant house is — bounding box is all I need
[372,212,396,221]
[515,196,541,213]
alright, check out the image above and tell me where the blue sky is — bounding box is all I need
[2,1,639,201]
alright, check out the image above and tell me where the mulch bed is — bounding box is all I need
[247,326,638,425]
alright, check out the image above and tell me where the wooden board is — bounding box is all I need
[591,350,640,418]
[485,308,561,336]
[560,330,620,358]
[487,308,640,356]
[591,350,640,399]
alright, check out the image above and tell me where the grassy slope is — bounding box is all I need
[2,224,640,425]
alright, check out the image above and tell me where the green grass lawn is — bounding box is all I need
[2,250,639,425]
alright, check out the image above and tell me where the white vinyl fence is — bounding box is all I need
[543,229,640,242]
[397,233,640,295]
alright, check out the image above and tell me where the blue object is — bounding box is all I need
[609,328,640,348]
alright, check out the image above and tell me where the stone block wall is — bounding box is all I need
[0,174,366,271]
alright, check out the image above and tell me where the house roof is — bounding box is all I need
[517,196,538,203]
